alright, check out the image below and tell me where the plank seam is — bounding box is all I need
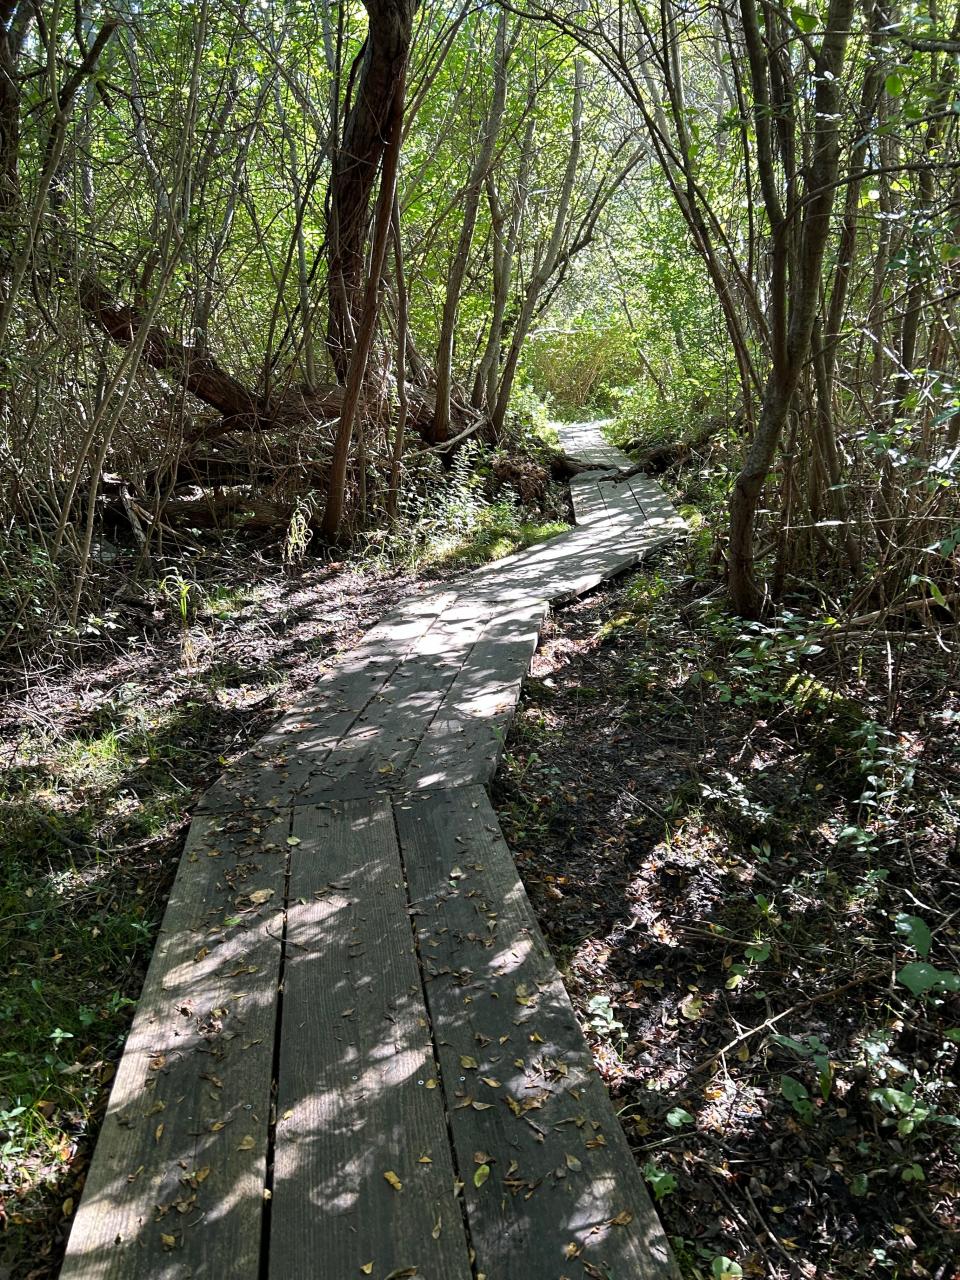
[257,805,295,1278]
[388,796,480,1280]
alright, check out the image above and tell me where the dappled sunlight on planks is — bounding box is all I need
[62,422,683,1278]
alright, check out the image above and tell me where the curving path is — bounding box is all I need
[62,423,684,1280]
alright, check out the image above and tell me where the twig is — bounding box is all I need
[690,971,884,1075]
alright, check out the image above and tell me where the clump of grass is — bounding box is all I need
[426,505,569,571]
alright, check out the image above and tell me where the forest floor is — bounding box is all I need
[492,544,960,1280]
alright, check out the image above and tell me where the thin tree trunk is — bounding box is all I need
[728,0,858,616]
[321,62,407,539]
[432,11,508,443]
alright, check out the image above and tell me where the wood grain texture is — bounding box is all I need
[404,600,547,791]
[293,598,492,800]
[269,800,473,1280]
[395,787,680,1280]
[198,590,458,813]
[61,810,287,1279]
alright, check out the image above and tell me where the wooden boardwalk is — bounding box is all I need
[62,424,684,1279]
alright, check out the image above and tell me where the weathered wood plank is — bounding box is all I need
[197,589,458,813]
[394,787,680,1280]
[404,600,548,791]
[293,598,492,800]
[61,810,287,1279]
[556,421,630,469]
[269,800,473,1280]
[568,472,613,525]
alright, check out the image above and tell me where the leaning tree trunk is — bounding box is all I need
[326,0,419,382]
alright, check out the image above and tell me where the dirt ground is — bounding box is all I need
[493,551,959,1279]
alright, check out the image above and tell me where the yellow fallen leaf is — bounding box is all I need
[237,1135,255,1151]
[460,1055,478,1069]
[425,1078,438,1089]
[609,1210,633,1226]
[481,1077,501,1088]
[160,1234,176,1250]
[679,994,704,1020]
[154,1123,164,1143]
[249,888,274,906]
[565,1153,582,1171]
[286,836,302,846]
[360,1265,373,1276]
[383,1170,402,1191]
[474,1164,491,1188]
[62,1198,74,1218]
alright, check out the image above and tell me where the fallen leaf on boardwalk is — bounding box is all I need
[154,1124,164,1143]
[194,1167,210,1183]
[472,1101,493,1110]
[383,1170,403,1191]
[160,1234,176,1250]
[515,983,533,1005]
[237,1135,255,1150]
[474,1164,491,1187]
[565,1153,583,1171]
[248,888,274,906]
[460,1054,478,1069]
[424,1078,438,1089]
[563,1241,582,1259]
[608,1210,633,1226]
[194,946,209,962]
[360,1265,373,1275]
[286,836,301,846]
[208,1120,226,1131]
[432,1215,442,1239]
[481,1077,501,1088]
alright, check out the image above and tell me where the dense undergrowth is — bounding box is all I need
[493,428,959,1279]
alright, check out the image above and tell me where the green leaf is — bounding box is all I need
[898,962,960,996]
[894,913,932,957]
[780,1075,809,1103]
[745,941,770,964]
[791,6,817,33]
[885,72,905,98]
[642,1162,678,1201]
[473,1163,491,1188]
[712,1258,744,1279]
[665,1107,695,1128]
